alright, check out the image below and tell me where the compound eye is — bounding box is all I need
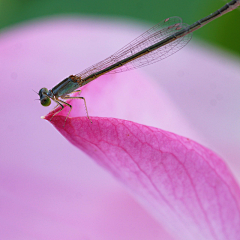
[39,88,48,96]
[41,97,51,106]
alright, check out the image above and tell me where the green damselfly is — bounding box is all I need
[39,0,240,126]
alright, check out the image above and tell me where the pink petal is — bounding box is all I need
[47,115,240,240]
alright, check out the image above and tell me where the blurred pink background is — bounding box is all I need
[0,17,240,239]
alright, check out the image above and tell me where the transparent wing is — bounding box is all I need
[76,17,192,79]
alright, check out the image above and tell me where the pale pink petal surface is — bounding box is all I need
[0,16,240,240]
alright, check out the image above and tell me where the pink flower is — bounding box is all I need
[1,17,240,240]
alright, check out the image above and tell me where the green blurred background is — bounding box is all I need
[0,0,239,56]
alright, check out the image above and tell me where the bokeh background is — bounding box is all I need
[0,0,240,56]
[1,1,240,239]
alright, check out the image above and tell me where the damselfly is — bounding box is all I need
[39,0,240,126]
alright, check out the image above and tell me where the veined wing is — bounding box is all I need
[76,16,192,79]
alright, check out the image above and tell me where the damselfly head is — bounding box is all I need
[39,88,51,107]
